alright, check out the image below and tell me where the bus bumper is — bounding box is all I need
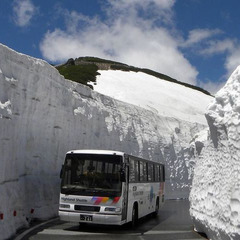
[59,210,124,225]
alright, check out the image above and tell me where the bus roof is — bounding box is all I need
[65,150,164,165]
[66,149,125,156]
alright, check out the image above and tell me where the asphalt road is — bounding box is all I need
[24,200,208,240]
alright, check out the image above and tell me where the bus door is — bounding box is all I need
[121,163,129,221]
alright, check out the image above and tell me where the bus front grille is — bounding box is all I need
[74,205,101,212]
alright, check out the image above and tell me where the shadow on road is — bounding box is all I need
[61,208,175,235]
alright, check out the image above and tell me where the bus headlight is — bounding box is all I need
[60,204,70,209]
[104,207,121,213]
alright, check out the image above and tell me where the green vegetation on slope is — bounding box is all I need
[56,61,100,89]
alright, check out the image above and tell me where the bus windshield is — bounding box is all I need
[61,154,123,197]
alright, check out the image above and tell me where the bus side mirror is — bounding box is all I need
[120,169,126,182]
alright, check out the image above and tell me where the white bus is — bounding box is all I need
[59,150,165,227]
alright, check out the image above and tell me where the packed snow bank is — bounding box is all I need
[0,43,210,239]
[94,70,212,125]
[190,66,240,240]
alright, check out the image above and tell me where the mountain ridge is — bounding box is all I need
[56,56,211,96]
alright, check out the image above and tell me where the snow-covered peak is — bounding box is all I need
[93,70,213,125]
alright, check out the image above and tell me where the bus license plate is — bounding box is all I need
[80,215,93,221]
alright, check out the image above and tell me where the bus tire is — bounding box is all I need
[131,203,138,228]
[153,197,159,217]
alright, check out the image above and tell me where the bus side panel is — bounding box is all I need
[127,182,144,222]
[127,182,161,222]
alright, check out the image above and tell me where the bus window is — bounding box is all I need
[144,162,147,181]
[160,165,165,182]
[155,165,160,182]
[153,164,155,182]
[139,161,143,181]
[148,163,153,182]
[140,161,147,182]
[107,162,113,173]
[129,159,135,182]
[135,160,140,181]
[96,161,102,173]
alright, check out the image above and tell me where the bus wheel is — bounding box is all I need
[153,198,159,217]
[131,204,138,228]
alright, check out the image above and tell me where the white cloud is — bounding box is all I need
[225,47,240,76]
[40,0,198,85]
[104,0,176,25]
[108,0,175,9]
[181,28,222,47]
[199,39,235,55]
[196,38,240,77]
[180,28,240,88]
[13,0,37,27]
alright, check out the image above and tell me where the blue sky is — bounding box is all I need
[1,0,240,94]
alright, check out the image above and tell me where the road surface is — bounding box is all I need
[24,200,207,240]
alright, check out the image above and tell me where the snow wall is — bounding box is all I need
[0,43,206,239]
[190,66,240,240]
